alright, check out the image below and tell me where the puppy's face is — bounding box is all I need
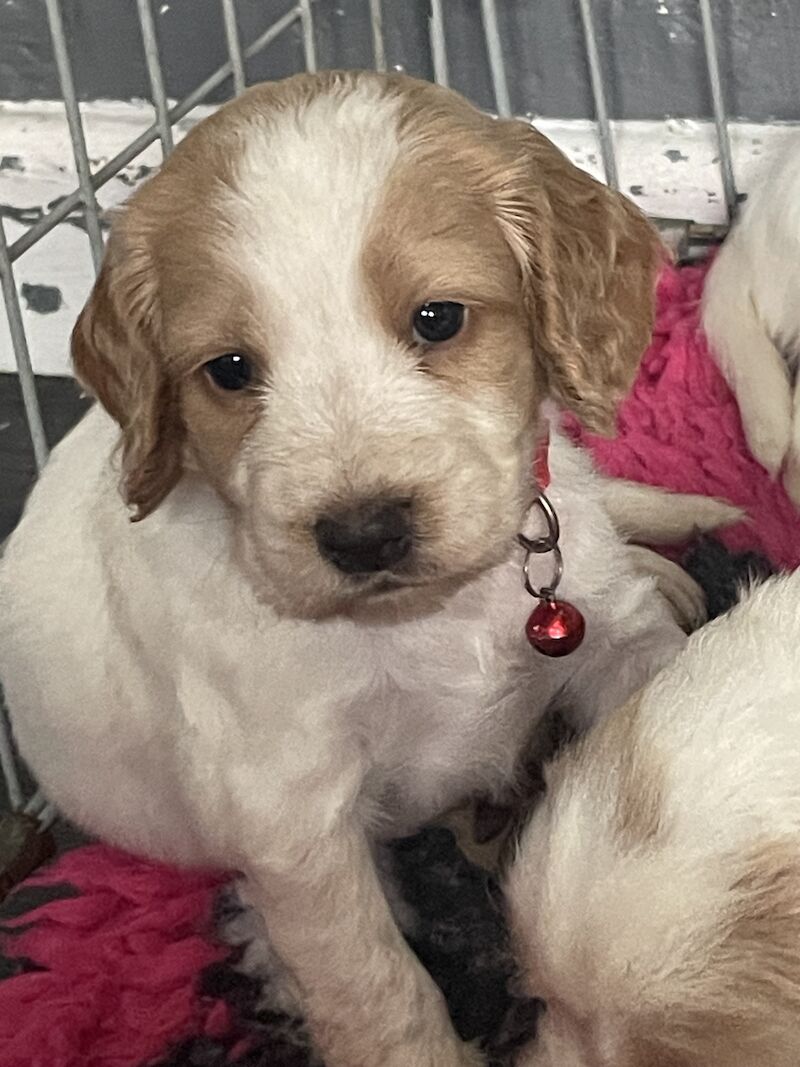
[72,72,660,617]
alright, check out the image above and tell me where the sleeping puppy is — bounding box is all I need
[0,72,736,1067]
[703,140,800,505]
[507,568,800,1067]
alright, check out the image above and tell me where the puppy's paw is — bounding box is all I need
[742,408,792,479]
[628,545,707,632]
[218,882,304,1017]
[682,495,744,535]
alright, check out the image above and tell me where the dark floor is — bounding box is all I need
[0,372,91,542]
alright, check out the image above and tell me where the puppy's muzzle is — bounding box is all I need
[314,499,413,575]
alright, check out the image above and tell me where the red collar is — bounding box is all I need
[533,425,550,492]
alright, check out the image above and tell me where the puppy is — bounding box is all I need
[507,568,800,1067]
[0,72,735,1067]
[703,141,800,504]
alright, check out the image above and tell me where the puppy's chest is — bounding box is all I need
[351,573,559,817]
[351,496,625,817]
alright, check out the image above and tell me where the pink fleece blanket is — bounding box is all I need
[567,260,800,569]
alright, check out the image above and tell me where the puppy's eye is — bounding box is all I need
[412,302,466,344]
[204,353,253,391]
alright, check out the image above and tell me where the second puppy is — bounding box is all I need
[507,568,800,1067]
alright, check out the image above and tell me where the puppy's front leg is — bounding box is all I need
[245,823,485,1067]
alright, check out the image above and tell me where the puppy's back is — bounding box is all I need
[507,569,800,1067]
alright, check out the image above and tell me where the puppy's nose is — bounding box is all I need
[314,500,413,575]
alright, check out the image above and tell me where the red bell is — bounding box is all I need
[525,598,585,657]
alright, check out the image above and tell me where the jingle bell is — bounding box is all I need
[525,598,586,657]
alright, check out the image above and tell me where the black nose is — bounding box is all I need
[314,500,413,575]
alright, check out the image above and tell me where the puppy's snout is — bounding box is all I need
[314,499,413,575]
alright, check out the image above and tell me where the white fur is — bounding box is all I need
[702,139,800,501]
[600,476,741,546]
[508,569,800,1067]
[0,79,735,1067]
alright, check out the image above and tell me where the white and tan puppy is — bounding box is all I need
[0,72,734,1067]
[703,141,800,505]
[508,568,800,1067]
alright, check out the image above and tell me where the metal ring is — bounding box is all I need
[516,492,561,555]
[521,543,563,600]
[518,492,564,600]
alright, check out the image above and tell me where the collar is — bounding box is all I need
[533,424,550,493]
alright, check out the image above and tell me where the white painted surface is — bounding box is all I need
[1,100,798,376]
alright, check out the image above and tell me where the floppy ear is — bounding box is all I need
[492,122,664,433]
[71,227,183,520]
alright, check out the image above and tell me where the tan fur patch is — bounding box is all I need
[714,837,800,1028]
[362,137,537,419]
[71,244,184,519]
[554,692,665,854]
[607,696,666,852]
[72,73,374,518]
[384,78,662,431]
[486,119,664,434]
[624,837,800,1067]
[362,74,663,502]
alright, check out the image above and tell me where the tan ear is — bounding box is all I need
[71,228,183,519]
[492,122,664,433]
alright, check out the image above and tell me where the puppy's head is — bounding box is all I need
[72,71,661,616]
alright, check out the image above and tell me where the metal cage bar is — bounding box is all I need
[44,0,105,273]
[299,0,318,74]
[8,6,302,265]
[38,803,57,831]
[0,220,48,470]
[20,787,55,829]
[221,0,247,96]
[577,0,618,191]
[369,0,387,73]
[136,0,175,156]
[24,789,46,817]
[699,0,738,221]
[0,708,23,813]
[480,0,511,118]
[429,0,449,88]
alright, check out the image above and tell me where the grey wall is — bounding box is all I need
[1,0,800,122]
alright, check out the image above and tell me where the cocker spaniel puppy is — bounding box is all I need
[0,72,735,1066]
